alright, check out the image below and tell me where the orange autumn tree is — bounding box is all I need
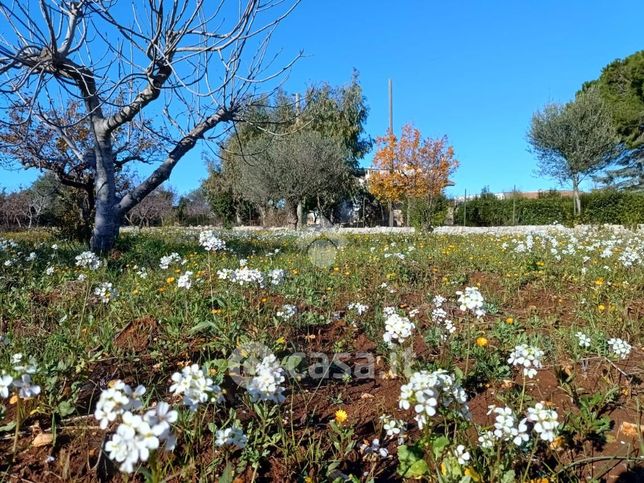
[367,123,459,225]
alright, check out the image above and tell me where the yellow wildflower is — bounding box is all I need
[464,467,481,482]
[476,337,489,347]
[334,409,348,425]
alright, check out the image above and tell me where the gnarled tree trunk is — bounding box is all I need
[90,132,120,252]
[296,200,305,230]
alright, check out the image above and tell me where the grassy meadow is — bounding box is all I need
[0,227,642,482]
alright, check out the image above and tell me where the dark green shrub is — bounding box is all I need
[453,189,643,226]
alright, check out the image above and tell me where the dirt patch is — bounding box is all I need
[113,315,160,353]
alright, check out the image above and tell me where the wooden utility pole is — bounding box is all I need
[388,79,394,227]
[463,189,467,226]
[512,185,517,225]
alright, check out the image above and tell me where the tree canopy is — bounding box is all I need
[527,86,622,215]
[367,124,458,210]
[204,74,371,226]
[584,51,644,189]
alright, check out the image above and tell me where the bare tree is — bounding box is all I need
[177,188,214,225]
[0,100,162,223]
[125,185,175,227]
[24,184,51,227]
[0,0,300,251]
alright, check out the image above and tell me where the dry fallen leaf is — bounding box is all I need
[501,379,514,389]
[618,421,643,438]
[32,433,54,448]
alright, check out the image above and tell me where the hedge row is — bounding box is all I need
[452,190,644,227]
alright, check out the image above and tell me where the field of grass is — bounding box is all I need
[0,227,642,482]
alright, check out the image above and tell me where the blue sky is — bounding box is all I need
[2,0,643,197]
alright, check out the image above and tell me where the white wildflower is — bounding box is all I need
[526,402,559,442]
[94,282,118,303]
[215,425,247,449]
[199,231,226,251]
[399,370,468,429]
[177,271,193,289]
[383,309,415,347]
[508,344,544,379]
[607,338,631,359]
[575,332,591,348]
[75,251,102,270]
[170,364,222,411]
[276,304,297,320]
[456,287,486,318]
[247,354,285,404]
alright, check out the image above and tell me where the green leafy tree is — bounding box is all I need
[527,87,622,216]
[584,51,644,189]
[229,131,353,228]
[204,73,371,225]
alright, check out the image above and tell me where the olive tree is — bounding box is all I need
[230,130,353,228]
[0,0,299,252]
[527,87,622,216]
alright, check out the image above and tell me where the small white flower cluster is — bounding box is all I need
[380,414,406,445]
[485,406,529,446]
[170,364,223,411]
[75,251,102,270]
[360,438,389,459]
[102,395,178,473]
[215,424,247,449]
[432,295,455,337]
[94,380,146,429]
[507,344,544,378]
[575,332,591,348]
[132,265,148,279]
[607,338,632,359]
[0,353,41,400]
[247,354,286,404]
[481,402,560,449]
[382,307,415,347]
[399,369,469,429]
[276,304,297,320]
[199,230,226,251]
[217,264,286,288]
[456,286,486,318]
[453,444,471,465]
[159,252,184,270]
[217,267,265,287]
[348,302,369,315]
[267,268,286,285]
[0,239,18,251]
[619,246,642,268]
[526,402,560,442]
[94,282,118,303]
[177,271,193,289]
